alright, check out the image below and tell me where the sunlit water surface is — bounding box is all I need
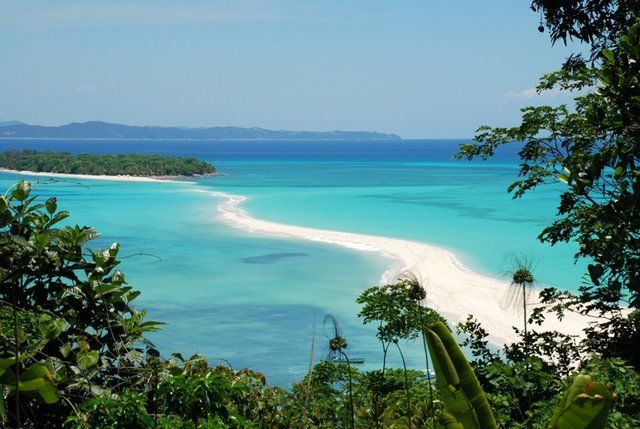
[0,139,584,385]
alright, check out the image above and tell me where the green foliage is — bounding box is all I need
[0,180,161,426]
[531,0,638,56]
[357,277,443,428]
[286,361,439,428]
[454,7,640,423]
[548,374,615,429]
[157,371,240,425]
[0,178,636,427]
[457,317,640,428]
[581,359,640,428]
[0,358,59,420]
[357,277,443,344]
[2,2,638,427]
[424,321,497,429]
[457,13,640,368]
[0,150,216,177]
[63,391,153,429]
[458,316,578,426]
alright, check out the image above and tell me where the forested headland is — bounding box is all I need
[0,150,217,177]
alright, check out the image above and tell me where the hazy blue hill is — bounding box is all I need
[0,121,401,140]
[0,120,24,127]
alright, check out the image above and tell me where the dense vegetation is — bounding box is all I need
[458,1,640,369]
[0,150,216,177]
[0,177,636,427]
[1,1,639,428]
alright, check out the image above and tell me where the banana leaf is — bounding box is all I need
[424,321,497,429]
[548,374,615,429]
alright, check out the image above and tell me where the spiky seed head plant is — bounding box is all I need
[324,314,348,361]
[513,267,534,286]
[406,279,427,302]
[503,254,537,421]
[501,254,537,318]
[329,335,348,352]
[323,314,355,429]
[397,271,427,302]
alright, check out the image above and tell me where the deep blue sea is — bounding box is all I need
[0,139,585,386]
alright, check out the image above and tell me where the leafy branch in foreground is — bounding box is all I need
[427,320,620,429]
[457,18,640,368]
[357,276,444,428]
[531,0,639,58]
[0,180,162,426]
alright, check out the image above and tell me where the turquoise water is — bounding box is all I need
[0,139,586,385]
[209,160,584,291]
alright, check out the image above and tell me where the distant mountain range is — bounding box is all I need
[0,121,401,140]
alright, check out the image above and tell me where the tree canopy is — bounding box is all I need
[459,5,640,367]
[0,150,216,177]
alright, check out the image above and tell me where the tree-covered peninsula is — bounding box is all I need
[0,150,216,177]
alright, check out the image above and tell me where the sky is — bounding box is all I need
[0,0,583,138]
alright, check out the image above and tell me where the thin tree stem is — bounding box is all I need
[339,350,356,429]
[421,331,435,427]
[394,342,412,429]
[523,284,532,429]
[12,279,21,428]
[523,284,528,355]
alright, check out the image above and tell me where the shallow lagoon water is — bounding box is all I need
[0,139,586,385]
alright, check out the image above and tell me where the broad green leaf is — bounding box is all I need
[38,314,66,341]
[11,181,31,201]
[437,413,465,429]
[20,363,53,383]
[76,350,99,370]
[0,387,5,422]
[44,197,57,214]
[60,343,72,358]
[18,377,50,392]
[0,357,19,374]
[424,321,497,429]
[35,382,59,404]
[549,374,615,429]
[46,210,69,227]
[601,49,615,64]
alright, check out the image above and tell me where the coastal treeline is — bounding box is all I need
[0,150,216,177]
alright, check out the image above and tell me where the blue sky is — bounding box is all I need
[0,1,580,138]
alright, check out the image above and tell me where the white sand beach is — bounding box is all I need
[0,168,195,184]
[201,189,590,345]
[0,165,590,345]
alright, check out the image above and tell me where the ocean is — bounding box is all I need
[0,139,584,386]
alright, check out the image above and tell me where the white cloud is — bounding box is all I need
[503,86,573,103]
[75,84,97,94]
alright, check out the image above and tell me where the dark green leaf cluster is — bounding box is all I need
[531,0,638,57]
[287,362,440,429]
[457,18,640,368]
[65,358,290,429]
[0,150,216,177]
[0,181,162,426]
[357,278,443,344]
[1,180,638,428]
[457,316,640,428]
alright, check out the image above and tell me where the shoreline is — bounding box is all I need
[0,167,591,345]
[197,188,590,345]
[0,168,200,184]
